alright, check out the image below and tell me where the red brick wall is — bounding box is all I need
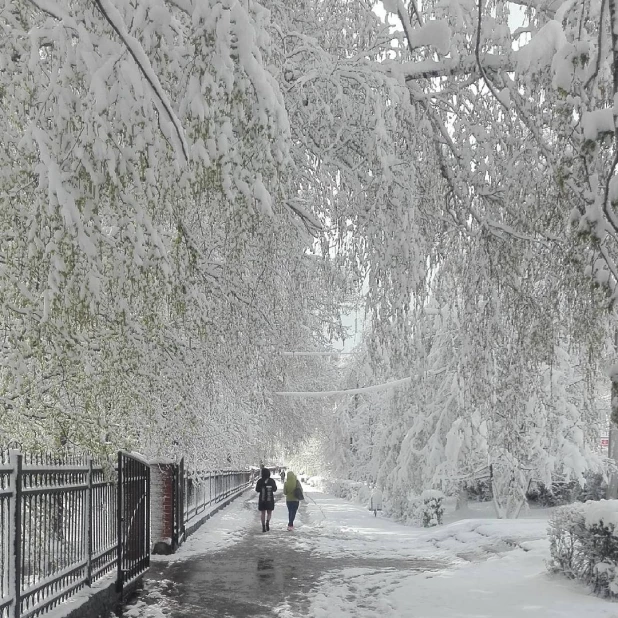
[151,462,175,547]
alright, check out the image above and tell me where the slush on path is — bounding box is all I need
[121,486,616,618]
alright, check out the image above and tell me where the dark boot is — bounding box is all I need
[266,520,270,531]
[262,522,266,533]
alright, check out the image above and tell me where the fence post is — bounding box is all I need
[116,451,123,594]
[11,451,22,618]
[178,458,184,546]
[86,458,93,586]
[145,464,151,568]
[170,465,177,550]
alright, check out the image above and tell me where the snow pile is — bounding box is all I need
[549,499,618,597]
[302,491,613,617]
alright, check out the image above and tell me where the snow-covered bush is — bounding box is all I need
[527,481,577,507]
[574,474,608,503]
[548,503,587,576]
[548,500,618,597]
[416,490,445,528]
[529,474,607,508]
[464,479,493,502]
[306,477,371,506]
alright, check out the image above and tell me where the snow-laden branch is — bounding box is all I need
[163,0,193,14]
[396,54,514,81]
[476,0,510,115]
[274,369,452,397]
[507,0,561,15]
[274,376,413,397]
[92,0,189,162]
[280,351,355,356]
[393,0,450,55]
[285,199,323,234]
[26,0,78,26]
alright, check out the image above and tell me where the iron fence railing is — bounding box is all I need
[17,452,91,618]
[169,466,252,548]
[0,450,149,618]
[116,452,149,592]
[1,450,12,618]
[183,469,253,525]
[1,448,251,618]
[90,462,117,584]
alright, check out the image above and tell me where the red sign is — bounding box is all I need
[601,437,610,448]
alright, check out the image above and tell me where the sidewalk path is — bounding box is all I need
[120,490,618,618]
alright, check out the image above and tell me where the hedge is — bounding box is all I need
[548,499,618,597]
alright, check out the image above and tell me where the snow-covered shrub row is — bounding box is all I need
[575,474,609,503]
[305,477,372,506]
[464,479,493,502]
[462,474,606,509]
[528,474,608,507]
[548,500,618,597]
[527,481,577,507]
[307,476,446,527]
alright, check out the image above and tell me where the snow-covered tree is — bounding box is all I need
[0,0,344,463]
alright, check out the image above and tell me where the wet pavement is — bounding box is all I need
[120,497,446,617]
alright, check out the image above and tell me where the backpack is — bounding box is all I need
[261,480,274,504]
[294,480,304,501]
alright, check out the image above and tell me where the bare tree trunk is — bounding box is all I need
[456,483,468,511]
[604,0,618,499]
[607,354,618,497]
[608,426,618,498]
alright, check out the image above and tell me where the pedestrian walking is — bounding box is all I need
[255,468,277,532]
[283,470,303,530]
[369,485,383,517]
[280,469,286,483]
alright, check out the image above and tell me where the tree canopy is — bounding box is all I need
[1,0,616,504]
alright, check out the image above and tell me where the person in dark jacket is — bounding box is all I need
[255,468,277,532]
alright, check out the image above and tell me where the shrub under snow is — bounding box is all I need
[417,490,445,527]
[548,499,618,597]
[305,476,372,506]
[308,476,447,527]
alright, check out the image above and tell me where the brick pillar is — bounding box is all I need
[150,461,176,554]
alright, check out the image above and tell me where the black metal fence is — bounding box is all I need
[170,464,252,548]
[1,450,12,618]
[183,469,253,524]
[1,448,252,618]
[0,450,149,618]
[116,452,149,592]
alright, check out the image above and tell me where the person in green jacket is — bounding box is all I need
[283,471,302,530]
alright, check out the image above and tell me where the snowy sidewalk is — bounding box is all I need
[121,488,618,617]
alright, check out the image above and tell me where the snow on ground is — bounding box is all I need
[134,484,617,617]
[308,546,618,618]
[295,489,618,618]
[293,492,547,564]
[151,488,255,563]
